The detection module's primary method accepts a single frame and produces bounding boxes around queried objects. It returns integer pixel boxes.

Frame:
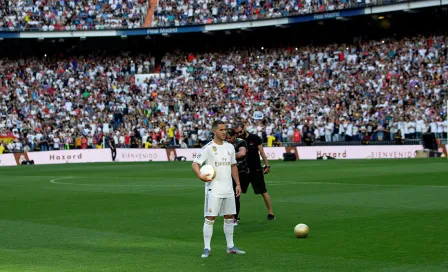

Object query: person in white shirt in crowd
[389,119,398,141]
[345,121,353,141]
[53,134,61,150]
[313,125,320,141]
[282,125,288,143]
[14,140,23,151]
[287,125,294,142]
[7,141,15,151]
[429,119,438,135]
[374,122,385,141]
[352,122,359,141]
[318,123,325,142]
[436,117,444,140]
[415,116,425,140]
[325,120,333,142]
[407,119,416,140]
[444,119,448,140]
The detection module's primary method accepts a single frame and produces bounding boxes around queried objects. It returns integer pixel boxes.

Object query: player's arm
[230,147,241,196]
[235,146,247,159]
[191,149,212,182]
[258,143,270,174]
[231,164,241,197]
[236,140,248,159]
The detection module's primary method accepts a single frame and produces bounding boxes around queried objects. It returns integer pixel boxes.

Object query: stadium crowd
[1,34,448,153]
[0,0,147,31]
[152,0,410,27]
[0,0,414,30]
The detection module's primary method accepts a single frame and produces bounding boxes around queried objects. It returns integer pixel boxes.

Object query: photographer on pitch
[234,122,275,220]
[226,128,250,225]
[108,134,117,161]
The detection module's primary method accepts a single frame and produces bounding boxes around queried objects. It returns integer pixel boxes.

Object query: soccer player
[234,122,275,220]
[192,120,246,258]
[225,128,250,225]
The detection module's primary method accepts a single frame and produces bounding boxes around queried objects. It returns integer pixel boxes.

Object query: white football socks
[224,219,235,248]
[203,219,214,250]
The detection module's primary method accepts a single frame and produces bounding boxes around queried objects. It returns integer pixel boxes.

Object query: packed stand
[0,0,147,31]
[0,53,156,153]
[1,35,448,153]
[157,35,448,147]
[152,0,410,27]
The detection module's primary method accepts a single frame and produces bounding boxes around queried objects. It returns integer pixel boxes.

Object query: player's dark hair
[212,120,225,131]
[234,122,245,130]
[227,128,236,137]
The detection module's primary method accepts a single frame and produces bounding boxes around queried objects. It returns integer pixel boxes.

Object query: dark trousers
[111,148,117,161]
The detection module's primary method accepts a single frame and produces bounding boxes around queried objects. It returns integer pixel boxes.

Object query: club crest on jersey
[228,150,231,156]
[212,146,217,152]
[208,208,212,212]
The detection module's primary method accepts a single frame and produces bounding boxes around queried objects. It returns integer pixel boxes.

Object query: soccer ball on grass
[294,223,310,238]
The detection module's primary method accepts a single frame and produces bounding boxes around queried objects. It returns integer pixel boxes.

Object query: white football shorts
[204,194,236,217]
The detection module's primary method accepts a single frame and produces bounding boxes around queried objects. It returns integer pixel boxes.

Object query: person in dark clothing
[234,122,275,220]
[109,135,117,161]
[130,132,139,148]
[226,128,250,225]
[395,129,404,145]
[304,132,313,146]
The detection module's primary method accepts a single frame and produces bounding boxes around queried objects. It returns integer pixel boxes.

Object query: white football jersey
[194,140,237,198]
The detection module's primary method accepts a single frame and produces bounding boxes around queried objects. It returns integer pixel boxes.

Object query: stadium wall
[0,145,435,167]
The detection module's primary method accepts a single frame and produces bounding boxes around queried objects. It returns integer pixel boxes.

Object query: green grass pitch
[1,159,448,272]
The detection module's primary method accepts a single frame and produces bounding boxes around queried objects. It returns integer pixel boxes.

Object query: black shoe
[267,214,276,220]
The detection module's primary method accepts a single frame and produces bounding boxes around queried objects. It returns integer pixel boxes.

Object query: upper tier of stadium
[0,0,415,31]
[152,0,409,27]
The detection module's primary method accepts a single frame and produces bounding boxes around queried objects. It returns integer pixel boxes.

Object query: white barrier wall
[0,153,17,166]
[173,146,422,160]
[0,145,429,167]
[27,149,112,165]
[116,148,168,162]
[174,148,202,161]
[174,147,289,161]
[260,147,287,160]
[296,145,422,160]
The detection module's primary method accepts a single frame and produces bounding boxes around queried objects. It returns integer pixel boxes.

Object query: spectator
[293,128,301,144]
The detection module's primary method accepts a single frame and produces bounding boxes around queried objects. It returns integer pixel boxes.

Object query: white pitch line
[49,177,203,187]
[49,177,448,188]
[274,180,448,188]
